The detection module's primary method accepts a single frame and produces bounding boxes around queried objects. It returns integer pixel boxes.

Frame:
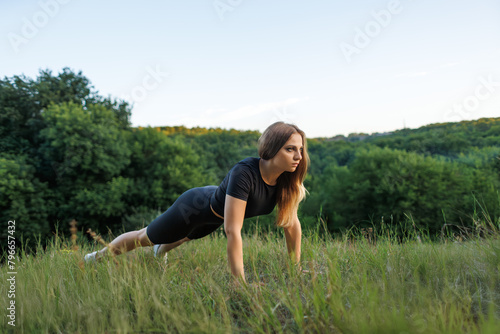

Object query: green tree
[159,126,260,182]
[0,154,49,242]
[0,68,131,156]
[0,75,39,154]
[38,102,131,229]
[316,147,478,234]
[124,127,205,213]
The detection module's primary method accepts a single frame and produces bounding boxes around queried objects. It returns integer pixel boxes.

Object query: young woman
[84,121,309,283]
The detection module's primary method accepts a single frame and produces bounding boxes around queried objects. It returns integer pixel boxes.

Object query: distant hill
[151,118,500,153]
[364,117,500,156]
[305,117,500,157]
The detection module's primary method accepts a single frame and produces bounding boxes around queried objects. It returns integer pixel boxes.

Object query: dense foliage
[1,69,499,247]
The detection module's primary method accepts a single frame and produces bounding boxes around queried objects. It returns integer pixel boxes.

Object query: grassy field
[1,226,500,333]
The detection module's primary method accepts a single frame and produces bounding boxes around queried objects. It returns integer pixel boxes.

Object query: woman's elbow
[296,221,302,235]
[224,226,242,237]
[284,222,301,239]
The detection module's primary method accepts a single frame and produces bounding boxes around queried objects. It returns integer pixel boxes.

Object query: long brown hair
[258,122,309,228]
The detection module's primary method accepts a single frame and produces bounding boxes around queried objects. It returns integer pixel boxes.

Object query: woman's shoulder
[238,156,259,165]
[230,157,259,176]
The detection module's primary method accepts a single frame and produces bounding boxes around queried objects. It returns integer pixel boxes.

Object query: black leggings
[146,186,224,244]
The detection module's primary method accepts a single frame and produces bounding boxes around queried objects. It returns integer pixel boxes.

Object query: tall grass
[1,223,499,333]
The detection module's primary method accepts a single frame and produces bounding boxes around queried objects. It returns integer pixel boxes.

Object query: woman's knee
[137,227,154,247]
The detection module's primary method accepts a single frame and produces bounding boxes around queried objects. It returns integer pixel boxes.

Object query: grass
[1,225,500,333]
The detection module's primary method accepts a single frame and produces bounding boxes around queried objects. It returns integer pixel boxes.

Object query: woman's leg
[85,186,220,262]
[96,227,154,259]
[155,237,191,257]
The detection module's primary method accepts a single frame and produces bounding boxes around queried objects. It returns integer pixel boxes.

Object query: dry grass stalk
[86,228,108,247]
[69,219,78,251]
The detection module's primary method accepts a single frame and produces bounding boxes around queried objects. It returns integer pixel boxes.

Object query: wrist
[231,273,246,286]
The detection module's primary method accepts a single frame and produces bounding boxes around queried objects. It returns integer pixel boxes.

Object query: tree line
[1,68,499,247]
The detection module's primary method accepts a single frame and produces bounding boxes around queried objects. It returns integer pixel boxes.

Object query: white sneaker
[153,244,161,257]
[153,244,168,265]
[84,251,98,263]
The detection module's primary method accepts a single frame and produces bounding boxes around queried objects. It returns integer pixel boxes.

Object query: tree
[124,127,205,212]
[0,68,132,156]
[0,154,49,243]
[316,147,477,234]
[38,102,131,229]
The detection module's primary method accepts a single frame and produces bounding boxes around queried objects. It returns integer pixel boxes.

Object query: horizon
[137,115,500,139]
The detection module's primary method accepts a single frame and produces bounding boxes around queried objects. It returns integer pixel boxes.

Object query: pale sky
[1,0,500,138]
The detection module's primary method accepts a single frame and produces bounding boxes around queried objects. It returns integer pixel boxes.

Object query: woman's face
[272,133,304,173]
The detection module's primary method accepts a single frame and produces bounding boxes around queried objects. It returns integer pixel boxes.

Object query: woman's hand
[296,263,306,273]
[250,281,265,289]
[233,280,265,290]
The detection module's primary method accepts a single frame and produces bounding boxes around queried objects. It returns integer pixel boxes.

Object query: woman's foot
[84,251,99,263]
[153,244,168,264]
[153,244,161,257]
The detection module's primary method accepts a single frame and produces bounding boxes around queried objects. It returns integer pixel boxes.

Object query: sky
[1,0,500,138]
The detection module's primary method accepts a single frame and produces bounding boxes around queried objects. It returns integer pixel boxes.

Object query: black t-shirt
[210,157,278,219]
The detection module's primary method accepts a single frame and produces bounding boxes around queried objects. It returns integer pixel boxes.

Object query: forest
[1,68,499,247]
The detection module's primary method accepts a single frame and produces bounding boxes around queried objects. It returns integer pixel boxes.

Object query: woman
[84,121,309,283]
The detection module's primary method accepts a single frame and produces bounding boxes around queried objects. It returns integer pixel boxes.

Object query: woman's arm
[283,213,302,265]
[224,194,247,282]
